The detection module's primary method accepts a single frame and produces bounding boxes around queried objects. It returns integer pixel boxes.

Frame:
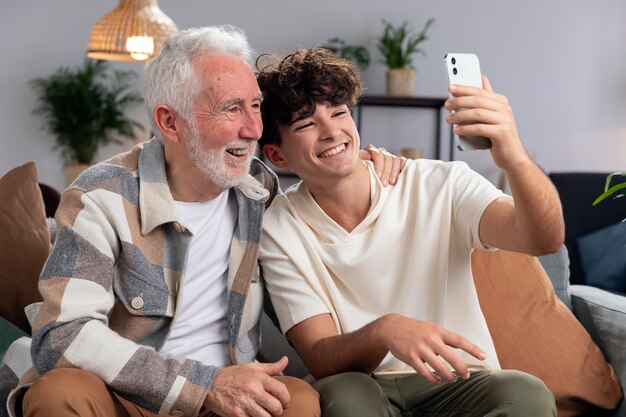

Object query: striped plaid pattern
[0,138,278,417]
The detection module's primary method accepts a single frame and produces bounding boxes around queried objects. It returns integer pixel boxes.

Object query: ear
[153,105,183,144]
[263,144,290,170]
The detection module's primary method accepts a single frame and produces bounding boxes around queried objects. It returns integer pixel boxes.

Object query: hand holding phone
[444,53,491,151]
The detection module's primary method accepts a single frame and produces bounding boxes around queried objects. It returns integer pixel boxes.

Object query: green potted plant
[30,59,144,186]
[593,172,626,220]
[323,37,370,71]
[377,18,434,96]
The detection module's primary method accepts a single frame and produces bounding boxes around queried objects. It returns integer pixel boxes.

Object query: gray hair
[142,25,254,142]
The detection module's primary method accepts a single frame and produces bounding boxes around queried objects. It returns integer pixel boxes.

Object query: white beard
[184,119,256,190]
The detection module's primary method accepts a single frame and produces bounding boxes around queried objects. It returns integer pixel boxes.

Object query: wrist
[500,149,535,175]
[371,313,396,348]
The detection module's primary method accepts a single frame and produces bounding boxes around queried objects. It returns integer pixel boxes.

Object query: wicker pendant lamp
[86,0,179,62]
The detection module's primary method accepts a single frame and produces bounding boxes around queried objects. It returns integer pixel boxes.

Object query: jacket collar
[137,138,270,236]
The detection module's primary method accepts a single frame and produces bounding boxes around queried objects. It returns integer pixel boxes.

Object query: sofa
[1,163,625,417]
[549,172,625,291]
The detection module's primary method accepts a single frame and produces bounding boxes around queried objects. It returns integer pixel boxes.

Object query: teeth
[318,144,346,158]
[227,148,247,156]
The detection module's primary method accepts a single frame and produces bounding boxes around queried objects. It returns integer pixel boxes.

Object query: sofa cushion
[0,316,27,364]
[577,221,626,293]
[538,245,572,310]
[472,249,623,417]
[571,285,626,417]
[0,162,48,333]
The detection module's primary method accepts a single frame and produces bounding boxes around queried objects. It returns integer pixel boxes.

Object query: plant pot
[64,163,91,187]
[386,68,416,97]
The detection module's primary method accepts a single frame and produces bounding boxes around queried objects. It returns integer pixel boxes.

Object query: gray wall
[3,1,626,191]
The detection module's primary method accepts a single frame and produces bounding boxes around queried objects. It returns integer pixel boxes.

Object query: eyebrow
[218,93,264,112]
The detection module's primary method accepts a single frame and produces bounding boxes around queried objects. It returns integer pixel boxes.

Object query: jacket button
[171,410,184,416]
[131,296,144,310]
[173,222,185,233]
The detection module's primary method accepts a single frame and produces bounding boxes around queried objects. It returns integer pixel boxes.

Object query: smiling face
[267,102,361,185]
[181,54,263,190]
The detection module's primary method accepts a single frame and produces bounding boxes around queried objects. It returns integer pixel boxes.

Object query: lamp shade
[86,0,178,62]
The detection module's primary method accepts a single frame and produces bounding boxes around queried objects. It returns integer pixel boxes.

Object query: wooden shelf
[354,95,453,161]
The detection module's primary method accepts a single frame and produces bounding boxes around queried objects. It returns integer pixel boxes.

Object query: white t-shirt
[160,190,237,367]
[260,159,508,374]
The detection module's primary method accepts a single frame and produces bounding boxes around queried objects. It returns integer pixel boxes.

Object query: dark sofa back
[549,172,624,285]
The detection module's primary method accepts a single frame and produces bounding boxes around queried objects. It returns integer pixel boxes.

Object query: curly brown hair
[255,47,362,147]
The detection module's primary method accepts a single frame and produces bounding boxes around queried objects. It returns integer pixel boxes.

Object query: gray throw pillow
[571,285,626,417]
[538,245,572,310]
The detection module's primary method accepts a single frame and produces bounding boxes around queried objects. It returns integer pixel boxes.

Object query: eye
[228,105,241,114]
[252,102,262,112]
[332,109,348,117]
[295,121,314,131]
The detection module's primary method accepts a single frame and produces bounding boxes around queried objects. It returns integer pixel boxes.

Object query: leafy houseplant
[323,37,370,71]
[377,18,435,96]
[593,172,626,220]
[30,59,144,184]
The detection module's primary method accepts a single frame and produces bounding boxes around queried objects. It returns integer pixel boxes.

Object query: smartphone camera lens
[451,57,456,65]
[453,68,457,75]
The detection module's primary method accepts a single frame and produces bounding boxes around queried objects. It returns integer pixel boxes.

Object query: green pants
[312,370,556,417]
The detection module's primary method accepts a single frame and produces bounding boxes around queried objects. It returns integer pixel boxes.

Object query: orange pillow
[0,162,48,333]
[472,249,622,417]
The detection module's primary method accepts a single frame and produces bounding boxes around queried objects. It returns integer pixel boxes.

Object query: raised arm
[445,76,564,255]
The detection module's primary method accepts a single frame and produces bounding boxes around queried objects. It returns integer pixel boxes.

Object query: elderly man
[0,27,399,417]
[256,47,565,417]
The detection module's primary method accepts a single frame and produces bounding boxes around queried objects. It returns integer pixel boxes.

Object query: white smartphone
[444,53,491,151]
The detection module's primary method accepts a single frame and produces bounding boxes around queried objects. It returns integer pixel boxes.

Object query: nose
[240,109,263,141]
[319,119,340,141]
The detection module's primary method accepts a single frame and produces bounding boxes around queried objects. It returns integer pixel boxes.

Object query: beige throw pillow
[0,162,48,333]
[472,249,622,417]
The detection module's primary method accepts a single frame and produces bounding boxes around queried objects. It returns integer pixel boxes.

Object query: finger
[420,351,456,383]
[389,155,402,185]
[447,84,508,110]
[409,358,441,384]
[436,345,470,380]
[442,333,487,363]
[446,95,504,113]
[448,83,483,97]
[367,147,385,177]
[482,75,493,92]
[264,377,291,409]
[452,124,500,142]
[245,400,273,417]
[254,387,285,417]
[358,149,372,161]
[254,356,289,376]
[379,151,393,187]
[360,144,380,161]
[447,108,500,127]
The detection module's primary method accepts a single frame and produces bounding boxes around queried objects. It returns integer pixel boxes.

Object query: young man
[0,28,400,417]
[257,47,565,416]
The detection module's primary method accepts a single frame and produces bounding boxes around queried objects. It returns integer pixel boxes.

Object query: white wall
[2,1,626,191]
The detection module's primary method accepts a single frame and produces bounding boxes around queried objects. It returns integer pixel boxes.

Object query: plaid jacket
[0,138,278,417]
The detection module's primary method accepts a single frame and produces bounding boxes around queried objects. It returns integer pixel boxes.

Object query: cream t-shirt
[260,159,508,374]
